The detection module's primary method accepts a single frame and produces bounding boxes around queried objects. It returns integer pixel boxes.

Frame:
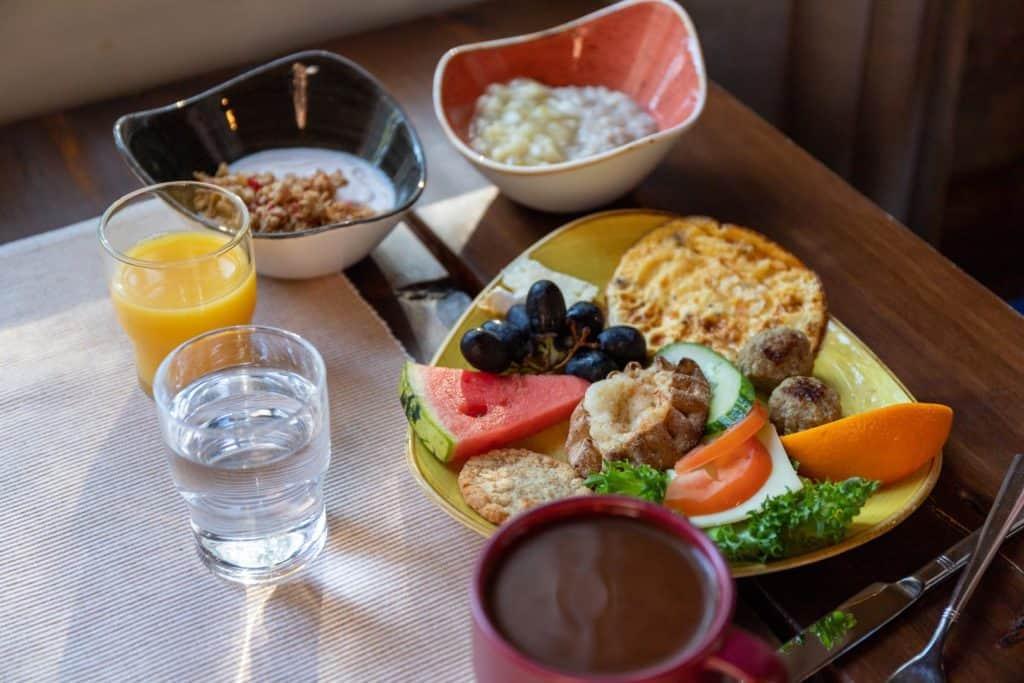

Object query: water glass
[154,325,330,584]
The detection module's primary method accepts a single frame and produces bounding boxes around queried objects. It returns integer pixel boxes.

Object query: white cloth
[0,219,480,682]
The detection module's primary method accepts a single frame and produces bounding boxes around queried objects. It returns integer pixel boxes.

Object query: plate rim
[405,208,943,576]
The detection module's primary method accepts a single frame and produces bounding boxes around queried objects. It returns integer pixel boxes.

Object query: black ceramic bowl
[114,50,426,278]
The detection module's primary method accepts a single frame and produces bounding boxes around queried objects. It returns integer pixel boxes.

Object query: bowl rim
[98,180,252,266]
[113,49,427,241]
[432,0,707,177]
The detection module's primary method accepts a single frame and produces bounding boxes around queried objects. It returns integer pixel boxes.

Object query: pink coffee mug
[470,495,787,683]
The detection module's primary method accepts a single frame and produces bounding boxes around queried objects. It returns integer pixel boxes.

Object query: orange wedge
[780,403,952,484]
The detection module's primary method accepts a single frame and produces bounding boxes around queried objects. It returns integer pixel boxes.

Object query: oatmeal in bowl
[468,78,658,167]
[434,0,706,212]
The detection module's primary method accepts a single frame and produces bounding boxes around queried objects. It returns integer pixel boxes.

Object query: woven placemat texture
[0,220,481,682]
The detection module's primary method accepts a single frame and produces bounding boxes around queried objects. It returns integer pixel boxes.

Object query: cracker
[458,449,591,524]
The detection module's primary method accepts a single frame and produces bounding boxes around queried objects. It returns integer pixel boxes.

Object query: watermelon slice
[399,362,589,463]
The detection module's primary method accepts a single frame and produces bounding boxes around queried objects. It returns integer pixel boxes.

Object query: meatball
[737,327,814,393]
[769,376,841,435]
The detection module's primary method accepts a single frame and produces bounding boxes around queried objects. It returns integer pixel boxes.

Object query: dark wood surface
[3,0,1024,680]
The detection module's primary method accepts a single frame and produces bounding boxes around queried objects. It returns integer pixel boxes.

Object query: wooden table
[4,1,1024,680]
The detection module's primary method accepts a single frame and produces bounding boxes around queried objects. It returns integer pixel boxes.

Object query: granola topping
[195,162,375,234]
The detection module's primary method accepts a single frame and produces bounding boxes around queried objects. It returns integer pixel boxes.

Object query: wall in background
[0,0,478,125]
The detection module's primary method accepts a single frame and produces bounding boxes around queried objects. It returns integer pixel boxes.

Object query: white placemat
[0,219,481,682]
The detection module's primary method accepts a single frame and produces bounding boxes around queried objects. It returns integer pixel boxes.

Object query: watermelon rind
[399,361,458,463]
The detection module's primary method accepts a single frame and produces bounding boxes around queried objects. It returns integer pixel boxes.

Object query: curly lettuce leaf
[584,460,669,503]
[708,477,879,563]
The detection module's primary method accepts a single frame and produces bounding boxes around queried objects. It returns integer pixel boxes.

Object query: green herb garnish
[779,634,805,654]
[809,610,857,650]
[708,477,879,562]
[584,460,670,503]
[778,610,857,653]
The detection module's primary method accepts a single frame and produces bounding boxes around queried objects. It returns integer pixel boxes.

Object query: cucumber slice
[656,342,755,435]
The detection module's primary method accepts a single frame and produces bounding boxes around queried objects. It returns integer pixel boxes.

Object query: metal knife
[778,511,1024,681]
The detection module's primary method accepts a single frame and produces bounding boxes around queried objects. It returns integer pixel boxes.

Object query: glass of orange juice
[99,182,256,394]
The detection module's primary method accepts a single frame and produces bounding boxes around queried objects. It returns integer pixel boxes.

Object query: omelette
[607,217,827,360]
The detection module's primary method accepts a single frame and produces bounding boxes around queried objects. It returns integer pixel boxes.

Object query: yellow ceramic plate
[406,209,942,577]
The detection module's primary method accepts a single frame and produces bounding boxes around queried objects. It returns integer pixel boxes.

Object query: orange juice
[111,231,256,391]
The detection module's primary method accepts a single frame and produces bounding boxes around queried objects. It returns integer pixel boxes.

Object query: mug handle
[703,626,787,682]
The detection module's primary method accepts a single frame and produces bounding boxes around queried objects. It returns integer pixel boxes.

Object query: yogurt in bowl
[115,50,426,279]
[194,148,398,238]
[227,147,397,219]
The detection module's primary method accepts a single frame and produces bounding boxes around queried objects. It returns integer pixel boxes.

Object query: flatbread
[458,449,591,524]
[607,217,827,360]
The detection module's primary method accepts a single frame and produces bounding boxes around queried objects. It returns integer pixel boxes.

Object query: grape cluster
[459,280,647,381]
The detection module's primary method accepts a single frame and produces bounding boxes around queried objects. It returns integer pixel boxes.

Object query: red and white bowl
[433,0,707,213]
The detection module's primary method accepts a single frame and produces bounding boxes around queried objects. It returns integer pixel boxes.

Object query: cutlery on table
[779,453,1024,682]
[886,453,1024,682]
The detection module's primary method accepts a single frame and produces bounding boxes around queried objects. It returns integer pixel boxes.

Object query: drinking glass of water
[153,325,330,584]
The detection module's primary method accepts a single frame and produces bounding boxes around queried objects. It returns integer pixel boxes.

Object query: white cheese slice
[478,288,519,316]
[479,258,599,315]
[686,422,803,529]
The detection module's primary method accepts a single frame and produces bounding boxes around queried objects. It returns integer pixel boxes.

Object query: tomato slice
[674,402,768,474]
[665,435,772,516]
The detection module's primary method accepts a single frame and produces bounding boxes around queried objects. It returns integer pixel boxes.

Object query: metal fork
[887,453,1024,683]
